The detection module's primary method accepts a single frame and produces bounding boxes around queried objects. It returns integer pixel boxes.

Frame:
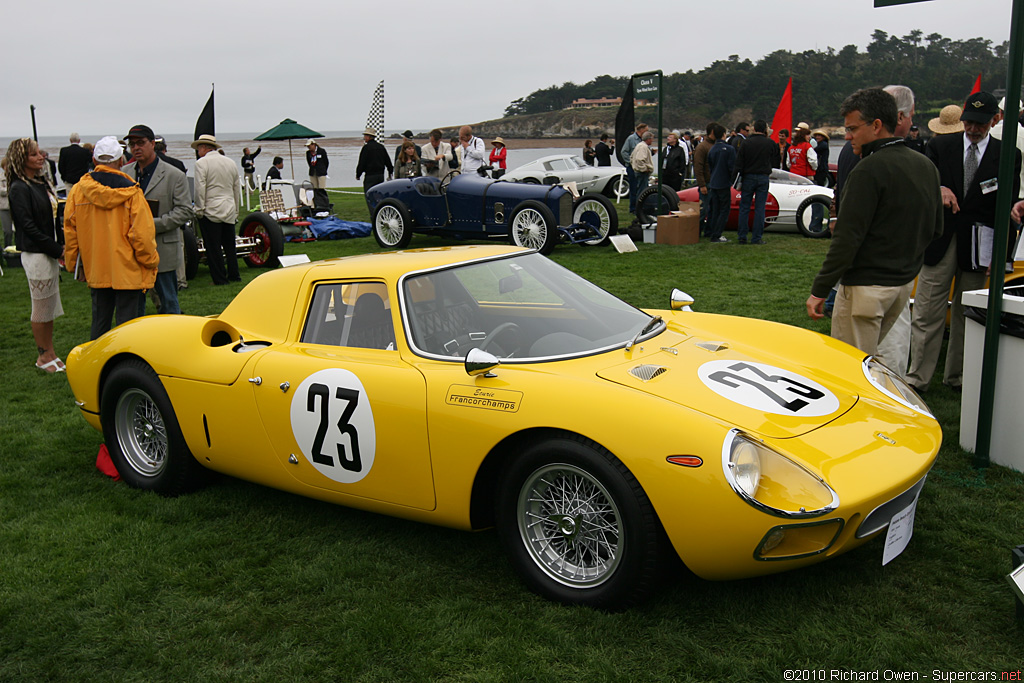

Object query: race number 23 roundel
[290,369,376,484]
[698,360,840,417]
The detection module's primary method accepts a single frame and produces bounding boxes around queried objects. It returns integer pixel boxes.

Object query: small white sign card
[610,234,638,253]
[882,482,924,566]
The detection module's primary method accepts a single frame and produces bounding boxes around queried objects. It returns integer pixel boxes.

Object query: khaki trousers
[907,236,986,389]
[831,282,913,362]
[309,175,328,189]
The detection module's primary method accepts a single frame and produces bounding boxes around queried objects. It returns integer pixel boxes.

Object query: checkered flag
[365,80,384,143]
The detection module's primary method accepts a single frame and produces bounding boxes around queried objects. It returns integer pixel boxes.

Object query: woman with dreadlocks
[4,138,66,372]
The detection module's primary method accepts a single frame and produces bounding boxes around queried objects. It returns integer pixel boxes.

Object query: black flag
[614,78,634,166]
[194,88,215,140]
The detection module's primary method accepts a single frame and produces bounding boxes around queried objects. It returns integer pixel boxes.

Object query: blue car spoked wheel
[509,200,557,255]
[573,195,617,247]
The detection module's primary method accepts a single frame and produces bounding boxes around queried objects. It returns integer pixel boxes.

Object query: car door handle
[248,376,262,385]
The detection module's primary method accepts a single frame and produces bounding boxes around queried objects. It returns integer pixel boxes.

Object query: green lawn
[1,190,1021,681]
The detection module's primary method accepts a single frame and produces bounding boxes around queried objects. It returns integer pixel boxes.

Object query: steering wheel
[439,170,460,195]
[480,322,522,355]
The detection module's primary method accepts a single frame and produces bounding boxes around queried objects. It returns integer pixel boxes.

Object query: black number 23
[708,362,824,413]
[307,383,362,472]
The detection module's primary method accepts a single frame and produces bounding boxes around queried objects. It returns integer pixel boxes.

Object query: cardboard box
[656,206,700,246]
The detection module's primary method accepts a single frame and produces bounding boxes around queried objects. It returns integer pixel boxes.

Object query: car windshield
[568,155,588,169]
[770,169,815,186]
[401,252,658,361]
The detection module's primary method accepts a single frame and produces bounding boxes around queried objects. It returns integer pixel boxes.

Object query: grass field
[1,190,1021,681]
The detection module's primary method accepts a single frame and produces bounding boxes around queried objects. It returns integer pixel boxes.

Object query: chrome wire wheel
[375,205,406,246]
[573,197,613,245]
[114,388,168,477]
[517,463,623,588]
[511,207,549,250]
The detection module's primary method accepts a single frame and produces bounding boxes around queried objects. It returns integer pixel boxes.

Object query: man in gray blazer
[122,124,193,314]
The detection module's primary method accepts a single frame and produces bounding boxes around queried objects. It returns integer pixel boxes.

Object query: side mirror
[465,348,500,378]
[670,288,694,312]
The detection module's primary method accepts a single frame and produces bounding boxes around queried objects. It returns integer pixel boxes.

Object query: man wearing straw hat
[193,134,241,286]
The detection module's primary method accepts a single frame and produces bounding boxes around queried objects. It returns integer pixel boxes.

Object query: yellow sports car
[67,245,940,609]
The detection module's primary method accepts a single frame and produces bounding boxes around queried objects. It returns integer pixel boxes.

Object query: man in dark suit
[57,133,92,194]
[661,131,688,191]
[907,92,1022,392]
[594,134,615,167]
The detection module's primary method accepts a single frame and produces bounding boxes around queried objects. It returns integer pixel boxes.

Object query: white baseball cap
[93,136,124,163]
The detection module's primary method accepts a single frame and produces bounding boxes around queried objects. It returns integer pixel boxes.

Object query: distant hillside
[486,30,1013,134]
[464,106,737,139]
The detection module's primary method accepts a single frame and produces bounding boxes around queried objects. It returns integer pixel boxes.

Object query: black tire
[573,194,618,247]
[635,184,679,224]
[604,175,629,199]
[372,199,414,249]
[521,177,541,185]
[496,435,666,610]
[795,195,832,238]
[100,359,204,496]
[182,225,200,281]
[239,212,285,267]
[508,200,558,255]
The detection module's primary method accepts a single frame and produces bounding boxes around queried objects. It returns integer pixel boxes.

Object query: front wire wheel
[573,194,617,246]
[518,463,623,588]
[372,200,414,248]
[509,200,557,254]
[497,435,666,609]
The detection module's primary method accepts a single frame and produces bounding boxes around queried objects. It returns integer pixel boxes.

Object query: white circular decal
[698,360,840,417]
[290,368,376,483]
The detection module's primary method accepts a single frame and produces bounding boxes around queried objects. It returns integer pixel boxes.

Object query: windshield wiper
[625,315,664,351]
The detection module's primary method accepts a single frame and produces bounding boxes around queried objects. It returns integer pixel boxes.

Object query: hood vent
[629,364,668,382]
[696,341,730,352]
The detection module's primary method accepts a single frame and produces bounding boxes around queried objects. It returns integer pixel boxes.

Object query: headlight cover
[722,430,839,518]
[862,357,932,417]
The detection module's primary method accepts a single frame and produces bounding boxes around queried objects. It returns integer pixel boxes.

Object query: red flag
[968,73,982,96]
[770,78,793,143]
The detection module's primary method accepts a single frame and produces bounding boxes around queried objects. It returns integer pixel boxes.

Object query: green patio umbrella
[254,118,324,178]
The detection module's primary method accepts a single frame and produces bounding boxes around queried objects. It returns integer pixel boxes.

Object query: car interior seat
[347,293,396,350]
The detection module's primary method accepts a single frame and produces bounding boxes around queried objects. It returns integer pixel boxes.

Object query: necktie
[964,142,979,190]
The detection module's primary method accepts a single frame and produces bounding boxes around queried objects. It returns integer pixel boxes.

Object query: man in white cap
[63,136,159,339]
[193,134,241,285]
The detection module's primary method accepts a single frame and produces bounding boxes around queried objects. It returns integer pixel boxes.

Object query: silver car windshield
[401,253,657,361]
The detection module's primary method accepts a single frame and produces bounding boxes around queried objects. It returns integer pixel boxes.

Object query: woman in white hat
[489,137,507,178]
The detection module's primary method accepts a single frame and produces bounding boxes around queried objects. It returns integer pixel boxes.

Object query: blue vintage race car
[365,171,618,254]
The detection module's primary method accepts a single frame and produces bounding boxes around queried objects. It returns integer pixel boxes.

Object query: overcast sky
[2,0,1015,138]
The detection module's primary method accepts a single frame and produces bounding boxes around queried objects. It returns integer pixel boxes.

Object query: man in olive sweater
[806,88,943,364]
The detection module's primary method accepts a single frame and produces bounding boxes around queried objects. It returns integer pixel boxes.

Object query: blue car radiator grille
[559,194,572,226]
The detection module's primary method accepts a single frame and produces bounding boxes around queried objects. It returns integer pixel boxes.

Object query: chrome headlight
[863,357,932,417]
[722,430,839,518]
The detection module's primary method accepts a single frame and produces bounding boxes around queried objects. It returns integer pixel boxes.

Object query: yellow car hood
[597,314,862,439]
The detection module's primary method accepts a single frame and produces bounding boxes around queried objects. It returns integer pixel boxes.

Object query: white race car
[502,154,628,198]
[677,169,834,238]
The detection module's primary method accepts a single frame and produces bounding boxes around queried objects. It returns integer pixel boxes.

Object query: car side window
[301,282,396,350]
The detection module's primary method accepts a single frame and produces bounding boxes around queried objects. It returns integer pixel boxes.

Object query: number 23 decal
[290,369,376,483]
[698,360,839,417]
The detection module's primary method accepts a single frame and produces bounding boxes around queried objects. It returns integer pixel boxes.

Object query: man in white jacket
[193,134,241,285]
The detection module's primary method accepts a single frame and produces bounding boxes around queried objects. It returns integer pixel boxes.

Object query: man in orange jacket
[64,136,159,340]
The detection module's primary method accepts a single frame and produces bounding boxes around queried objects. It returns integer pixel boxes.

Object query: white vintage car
[502,154,629,198]
[676,169,834,238]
